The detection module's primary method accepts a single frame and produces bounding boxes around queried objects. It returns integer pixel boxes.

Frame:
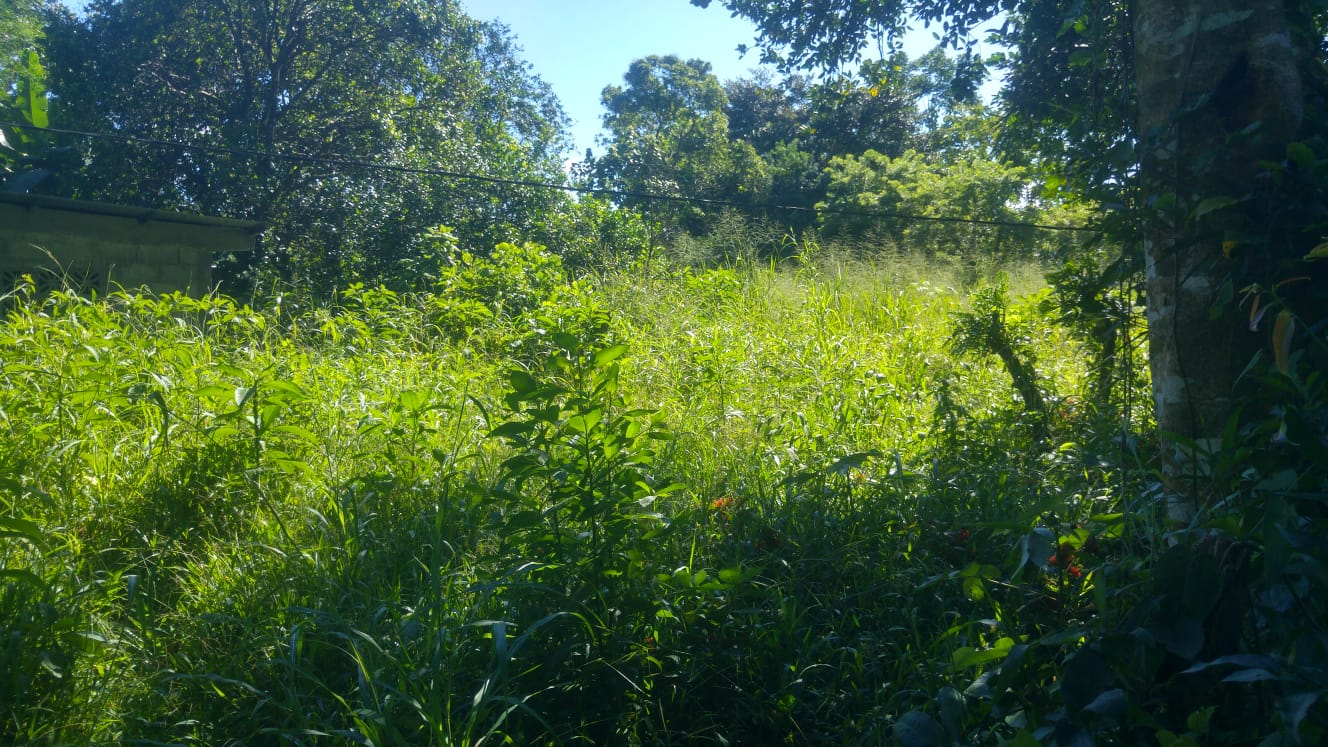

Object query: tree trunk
[1133,0,1307,521]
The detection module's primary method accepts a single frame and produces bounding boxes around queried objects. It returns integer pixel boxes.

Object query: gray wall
[1,201,256,296]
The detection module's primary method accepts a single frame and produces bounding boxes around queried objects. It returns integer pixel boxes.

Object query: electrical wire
[3,121,1096,233]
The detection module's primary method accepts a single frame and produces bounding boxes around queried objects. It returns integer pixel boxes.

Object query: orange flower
[709,496,736,512]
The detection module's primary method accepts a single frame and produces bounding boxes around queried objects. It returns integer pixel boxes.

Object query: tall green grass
[0,255,1139,744]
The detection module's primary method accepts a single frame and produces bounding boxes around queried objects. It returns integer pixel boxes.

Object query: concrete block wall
[1,200,256,296]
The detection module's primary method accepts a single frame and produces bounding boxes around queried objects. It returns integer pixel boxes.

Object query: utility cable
[3,121,1096,233]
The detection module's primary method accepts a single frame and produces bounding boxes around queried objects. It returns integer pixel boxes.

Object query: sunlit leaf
[952,638,1014,669]
[593,343,629,366]
[26,52,49,129]
[1272,310,1295,375]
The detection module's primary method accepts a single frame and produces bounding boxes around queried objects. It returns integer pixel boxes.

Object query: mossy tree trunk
[1133,0,1309,521]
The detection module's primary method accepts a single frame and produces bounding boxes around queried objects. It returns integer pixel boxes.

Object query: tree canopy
[36,0,573,292]
[591,47,1006,243]
[593,55,771,238]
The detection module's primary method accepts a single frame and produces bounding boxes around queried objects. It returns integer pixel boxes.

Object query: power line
[4,121,1095,233]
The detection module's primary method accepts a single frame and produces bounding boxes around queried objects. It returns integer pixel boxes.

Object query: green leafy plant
[950,274,1048,432]
[486,332,676,607]
[426,240,568,341]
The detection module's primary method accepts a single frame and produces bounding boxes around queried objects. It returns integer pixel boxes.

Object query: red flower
[1049,541,1076,568]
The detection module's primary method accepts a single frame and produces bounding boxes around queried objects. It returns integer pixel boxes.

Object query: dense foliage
[8,242,1321,743]
[587,47,1057,256]
[692,2,1328,745]
[0,0,54,185]
[5,0,1327,743]
[30,0,573,292]
[0,255,1141,744]
[594,55,771,239]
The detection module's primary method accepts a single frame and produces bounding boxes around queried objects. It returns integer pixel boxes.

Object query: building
[1,192,263,296]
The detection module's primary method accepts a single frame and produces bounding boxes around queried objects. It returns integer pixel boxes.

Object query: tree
[40,0,570,293]
[724,70,811,155]
[595,55,771,237]
[694,0,1327,514]
[723,54,959,233]
[0,0,53,188]
[1,0,44,86]
[819,148,1043,264]
[802,56,921,160]
[1133,0,1320,517]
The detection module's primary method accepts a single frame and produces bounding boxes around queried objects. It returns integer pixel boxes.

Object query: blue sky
[61,1,979,156]
[461,1,957,155]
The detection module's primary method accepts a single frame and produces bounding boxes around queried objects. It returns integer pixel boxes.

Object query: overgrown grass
[2,253,1158,745]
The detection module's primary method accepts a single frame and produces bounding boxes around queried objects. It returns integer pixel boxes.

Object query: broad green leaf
[266,380,310,401]
[1193,196,1239,221]
[1061,649,1112,713]
[1148,616,1206,660]
[1084,688,1127,720]
[26,52,49,129]
[274,458,314,476]
[1186,705,1217,734]
[1016,527,1055,573]
[399,389,425,411]
[718,566,757,584]
[271,424,318,443]
[1200,10,1254,32]
[1304,242,1328,260]
[566,408,602,433]
[951,638,1015,669]
[1286,142,1315,168]
[892,710,945,747]
[827,449,882,476]
[1222,668,1277,683]
[593,343,629,366]
[503,510,543,531]
[508,370,539,394]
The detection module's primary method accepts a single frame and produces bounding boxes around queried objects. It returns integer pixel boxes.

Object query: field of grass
[2,250,1162,744]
